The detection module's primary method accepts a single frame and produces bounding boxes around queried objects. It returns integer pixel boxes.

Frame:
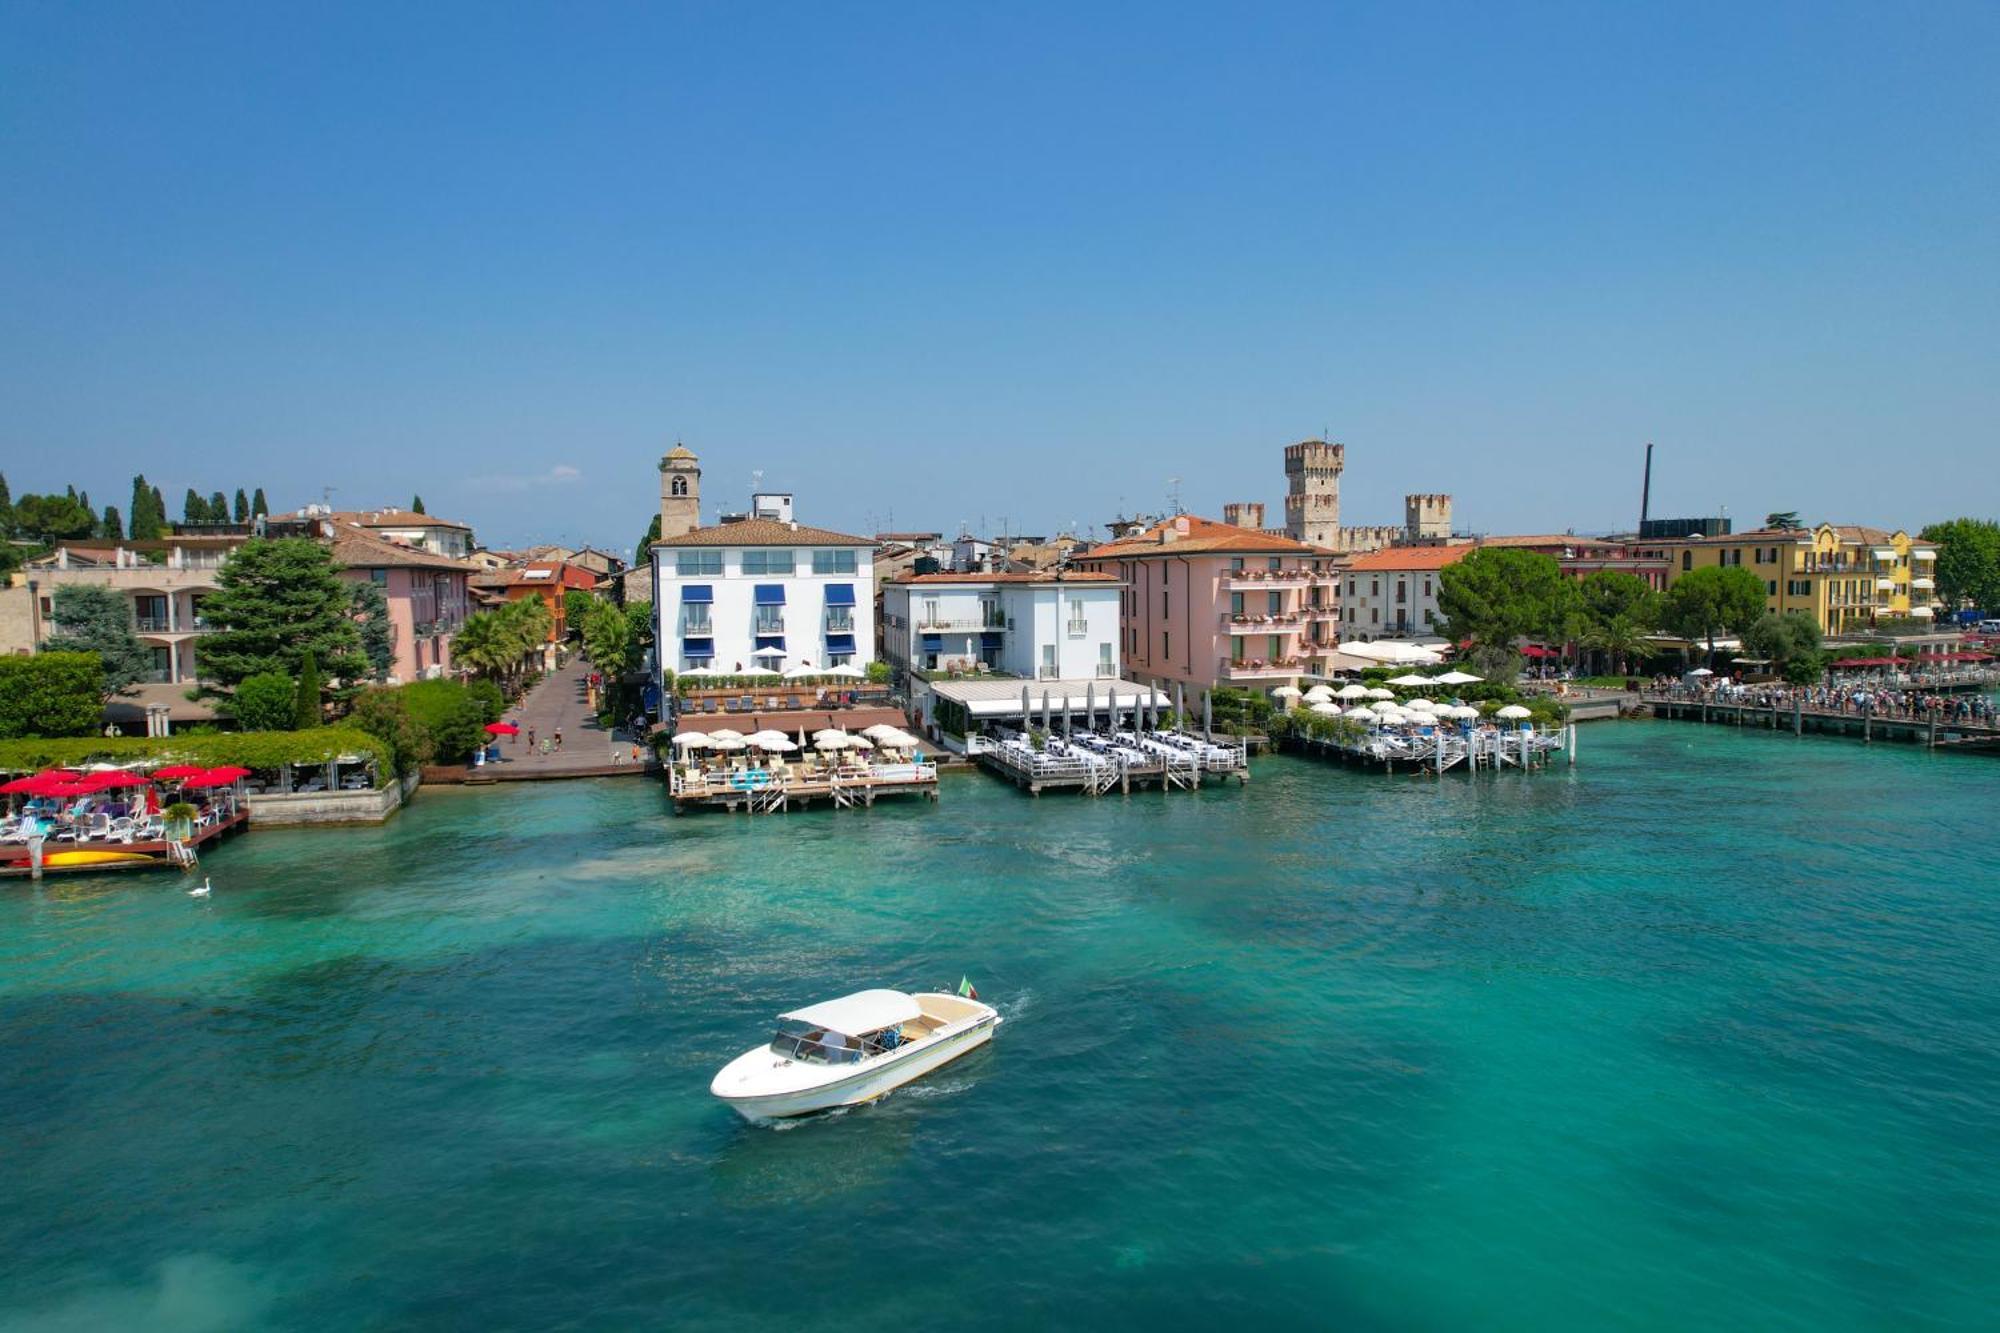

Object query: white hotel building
[651,518,876,680]
[882,571,1125,681]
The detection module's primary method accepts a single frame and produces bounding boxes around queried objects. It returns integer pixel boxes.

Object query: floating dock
[1277,725,1569,773]
[973,729,1249,796]
[1646,694,2000,752]
[667,762,940,814]
[1,808,250,879]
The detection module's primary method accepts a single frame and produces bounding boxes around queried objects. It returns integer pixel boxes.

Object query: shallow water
[2,723,1996,1330]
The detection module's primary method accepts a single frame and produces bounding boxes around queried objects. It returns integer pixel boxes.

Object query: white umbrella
[1335,683,1371,700]
[1346,706,1378,722]
[679,666,720,679]
[1300,684,1333,702]
[670,732,711,749]
[1309,702,1343,716]
[708,736,749,751]
[1402,697,1439,712]
[1433,670,1483,685]
[783,663,820,679]
[860,724,901,739]
[815,733,854,751]
[1496,704,1532,719]
[1387,673,1435,687]
[707,728,744,741]
[824,664,867,679]
[1274,684,1305,699]
[875,729,920,747]
[847,734,875,750]
[1688,667,1714,677]
[751,736,797,752]
[750,647,786,661]
[1452,705,1483,719]
[1365,687,1396,700]
[813,728,846,740]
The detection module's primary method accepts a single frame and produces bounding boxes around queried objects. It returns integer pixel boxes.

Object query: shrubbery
[0,652,104,739]
[394,679,506,764]
[231,672,297,732]
[0,726,387,779]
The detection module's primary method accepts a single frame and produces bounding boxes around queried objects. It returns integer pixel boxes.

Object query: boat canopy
[779,989,922,1037]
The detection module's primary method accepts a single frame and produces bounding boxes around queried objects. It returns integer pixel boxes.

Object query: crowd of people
[1654,675,1997,724]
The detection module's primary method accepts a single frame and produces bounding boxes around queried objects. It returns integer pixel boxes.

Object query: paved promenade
[474,655,652,780]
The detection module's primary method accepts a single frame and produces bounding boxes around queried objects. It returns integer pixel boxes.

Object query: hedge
[0,726,388,784]
[0,652,104,739]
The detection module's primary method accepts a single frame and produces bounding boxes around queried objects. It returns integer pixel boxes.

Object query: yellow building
[1639,524,1939,635]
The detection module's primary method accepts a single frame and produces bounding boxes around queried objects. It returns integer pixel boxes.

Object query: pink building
[1073,514,1341,694]
[332,525,477,682]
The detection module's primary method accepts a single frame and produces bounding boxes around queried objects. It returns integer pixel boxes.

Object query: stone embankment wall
[246,771,419,825]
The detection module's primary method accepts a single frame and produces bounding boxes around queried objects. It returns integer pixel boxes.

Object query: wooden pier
[1,808,251,880]
[667,762,939,814]
[1645,693,2000,752]
[1276,726,1569,774]
[972,731,1250,796]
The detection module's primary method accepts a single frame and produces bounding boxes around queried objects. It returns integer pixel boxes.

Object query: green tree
[1659,565,1769,655]
[580,601,631,674]
[183,488,206,524]
[198,537,367,687]
[46,585,152,700]
[0,653,105,739]
[635,513,661,567]
[293,649,322,729]
[207,490,229,523]
[350,580,394,680]
[449,611,514,683]
[251,487,269,518]
[1437,548,1572,648]
[411,494,426,514]
[347,686,425,774]
[563,587,596,633]
[1765,511,1804,530]
[230,671,298,731]
[1919,518,2000,611]
[151,485,166,529]
[233,489,250,523]
[0,471,13,537]
[402,679,490,762]
[12,492,98,543]
[1742,610,1826,684]
[100,505,123,540]
[77,489,91,520]
[128,475,160,539]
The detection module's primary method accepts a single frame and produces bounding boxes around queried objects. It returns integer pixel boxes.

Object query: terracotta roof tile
[1077,515,1333,560]
[892,571,1119,585]
[652,517,872,548]
[1341,545,1471,572]
[330,524,483,573]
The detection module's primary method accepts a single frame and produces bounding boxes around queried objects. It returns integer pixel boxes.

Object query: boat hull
[716,1014,1000,1120]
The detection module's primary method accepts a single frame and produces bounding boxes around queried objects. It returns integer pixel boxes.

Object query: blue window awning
[755,634,785,650]
[824,633,855,653]
[682,639,714,659]
[825,583,856,607]
[980,631,1004,648]
[920,634,943,651]
[754,584,786,605]
[681,584,713,603]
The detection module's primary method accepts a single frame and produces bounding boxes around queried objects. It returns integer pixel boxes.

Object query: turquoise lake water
[2,721,1997,1331]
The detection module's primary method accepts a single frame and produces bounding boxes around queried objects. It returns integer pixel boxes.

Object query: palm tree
[1583,615,1649,676]
[451,612,514,682]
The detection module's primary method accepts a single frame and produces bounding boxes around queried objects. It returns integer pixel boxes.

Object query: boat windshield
[768,1019,894,1064]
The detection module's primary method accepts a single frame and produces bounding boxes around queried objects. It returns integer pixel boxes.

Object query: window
[1067,597,1087,635]
[1422,577,1431,597]
[1267,634,1283,659]
[684,604,712,633]
[1267,557,1282,572]
[1161,588,1168,615]
[671,475,688,496]
[742,549,795,576]
[1230,557,1244,573]
[825,605,854,632]
[370,568,388,585]
[678,551,723,576]
[1098,641,1113,676]
[1371,578,1380,597]
[1163,631,1171,658]
[811,549,857,574]
[1040,643,1057,678]
[1681,551,1692,572]
[1266,591,1281,615]
[753,606,784,633]
[1395,580,1407,604]
[1767,580,1777,596]
[1231,592,1245,616]
[829,653,854,667]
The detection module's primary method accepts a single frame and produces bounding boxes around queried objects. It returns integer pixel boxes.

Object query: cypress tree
[66,484,77,501]
[411,495,426,514]
[293,649,322,729]
[251,487,269,518]
[128,476,155,539]
[78,489,91,520]
[101,505,123,540]
[207,491,228,523]
[151,486,166,529]
[233,489,250,523]
[0,471,13,538]
[183,488,205,524]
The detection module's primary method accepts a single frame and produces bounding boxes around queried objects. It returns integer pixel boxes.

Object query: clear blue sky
[3,2,1995,557]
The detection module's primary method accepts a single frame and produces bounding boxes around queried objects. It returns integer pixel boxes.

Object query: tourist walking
[553,728,563,752]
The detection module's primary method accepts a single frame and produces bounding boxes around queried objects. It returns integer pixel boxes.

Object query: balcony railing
[1095,662,1117,678]
[135,616,172,633]
[1218,656,1306,679]
[1066,619,1089,637]
[1223,569,1310,588]
[1221,612,1303,630]
[916,617,1008,633]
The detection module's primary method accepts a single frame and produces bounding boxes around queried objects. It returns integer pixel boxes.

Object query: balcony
[135,616,172,633]
[1218,656,1307,681]
[1065,619,1089,637]
[1223,569,1310,590]
[916,617,1008,633]
[1221,612,1303,633]
[1095,662,1117,678]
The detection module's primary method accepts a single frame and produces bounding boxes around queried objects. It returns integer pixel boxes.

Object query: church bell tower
[659,443,701,540]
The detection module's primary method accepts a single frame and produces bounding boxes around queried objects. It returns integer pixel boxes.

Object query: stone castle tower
[659,443,702,539]
[1283,440,1343,546]
[1222,501,1265,531]
[1404,493,1453,542]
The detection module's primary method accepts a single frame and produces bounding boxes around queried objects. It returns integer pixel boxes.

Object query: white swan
[189,877,212,898]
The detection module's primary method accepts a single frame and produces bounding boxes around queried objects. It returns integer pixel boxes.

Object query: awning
[780,989,922,1037]
[754,584,786,605]
[824,583,856,607]
[1912,548,1936,560]
[754,634,786,649]
[681,584,713,603]
[920,634,943,651]
[824,633,856,653]
[682,638,714,658]
[980,631,1004,648]
[1872,547,1898,560]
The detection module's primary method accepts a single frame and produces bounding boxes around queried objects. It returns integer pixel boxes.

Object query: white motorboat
[710,988,1002,1120]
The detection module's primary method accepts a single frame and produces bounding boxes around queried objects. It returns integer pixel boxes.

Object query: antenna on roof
[1167,477,1183,515]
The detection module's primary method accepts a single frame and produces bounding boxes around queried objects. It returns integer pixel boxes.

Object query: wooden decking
[1,807,250,879]
[973,731,1250,796]
[1277,726,1570,773]
[667,762,940,814]
[1646,693,2000,752]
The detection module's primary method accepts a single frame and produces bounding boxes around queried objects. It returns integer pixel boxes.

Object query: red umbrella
[181,774,228,790]
[88,773,152,789]
[37,768,83,780]
[204,766,253,781]
[1,775,47,794]
[41,781,97,798]
[484,722,521,736]
[151,764,208,780]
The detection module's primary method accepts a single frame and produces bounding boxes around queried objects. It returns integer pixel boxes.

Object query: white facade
[882,577,1123,681]
[652,532,876,679]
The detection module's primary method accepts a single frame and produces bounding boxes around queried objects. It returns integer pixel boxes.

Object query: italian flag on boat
[957,976,979,1000]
